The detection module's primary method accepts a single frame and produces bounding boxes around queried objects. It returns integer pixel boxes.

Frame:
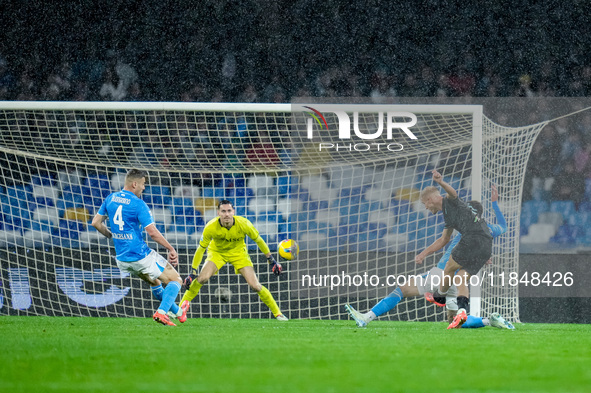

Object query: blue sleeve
[98,196,108,216]
[491,201,507,236]
[137,201,155,228]
[437,233,462,270]
[489,224,505,238]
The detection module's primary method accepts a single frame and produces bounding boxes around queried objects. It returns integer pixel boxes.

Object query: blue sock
[158,281,181,314]
[151,284,164,301]
[371,287,404,317]
[461,315,485,328]
[152,284,179,314]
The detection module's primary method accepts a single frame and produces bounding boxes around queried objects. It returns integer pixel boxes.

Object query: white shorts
[416,267,458,311]
[116,250,167,281]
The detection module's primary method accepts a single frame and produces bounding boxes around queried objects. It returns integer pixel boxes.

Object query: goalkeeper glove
[184,269,198,288]
[268,255,282,276]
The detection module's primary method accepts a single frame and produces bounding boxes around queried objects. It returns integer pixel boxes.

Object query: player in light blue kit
[346,185,514,329]
[92,168,188,326]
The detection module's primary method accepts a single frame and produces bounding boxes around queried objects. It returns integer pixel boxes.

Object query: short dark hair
[125,168,149,183]
[468,200,483,218]
[217,199,234,209]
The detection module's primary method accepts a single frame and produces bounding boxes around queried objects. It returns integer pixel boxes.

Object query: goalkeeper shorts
[206,248,253,274]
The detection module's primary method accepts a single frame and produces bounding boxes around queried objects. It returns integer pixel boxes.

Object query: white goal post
[0,101,547,322]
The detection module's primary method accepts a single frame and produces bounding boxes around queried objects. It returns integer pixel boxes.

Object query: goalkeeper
[346,185,513,329]
[180,200,288,321]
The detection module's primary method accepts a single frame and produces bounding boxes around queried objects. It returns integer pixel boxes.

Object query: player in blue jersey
[91,168,187,326]
[346,185,514,330]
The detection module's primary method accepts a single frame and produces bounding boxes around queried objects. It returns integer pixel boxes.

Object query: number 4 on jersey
[113,205,125,231]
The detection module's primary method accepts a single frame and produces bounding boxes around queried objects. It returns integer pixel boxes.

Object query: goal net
[0,102,546,322]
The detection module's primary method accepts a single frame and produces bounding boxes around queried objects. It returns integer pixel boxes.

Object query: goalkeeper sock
[371,287,404,317]
[461,315,485,328]
[258,285,281,317]
[180,280,203,304]
[158,281,181,314]
[151,284,164,301]
[482,317,490,326]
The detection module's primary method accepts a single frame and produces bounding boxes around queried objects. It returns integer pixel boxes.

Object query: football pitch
[1,317,589,393]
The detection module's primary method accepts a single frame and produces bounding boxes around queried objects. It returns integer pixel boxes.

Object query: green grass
[1,317,590,393]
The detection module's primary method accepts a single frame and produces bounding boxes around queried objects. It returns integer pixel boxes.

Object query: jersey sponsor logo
[112,233,133,240]
[222,237,243,242]
[112,196,131,205]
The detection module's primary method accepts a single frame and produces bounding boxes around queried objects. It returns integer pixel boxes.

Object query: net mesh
[0,103,545,321]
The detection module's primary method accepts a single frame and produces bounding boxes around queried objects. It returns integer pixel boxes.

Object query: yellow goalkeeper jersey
[198,215,270,256]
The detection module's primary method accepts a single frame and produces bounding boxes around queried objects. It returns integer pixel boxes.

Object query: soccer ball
[278,239,299,260]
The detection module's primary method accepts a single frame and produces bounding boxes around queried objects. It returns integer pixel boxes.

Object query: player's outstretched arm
[145,224,178,267]
[267,253,282,276]
[415,228,453,264]
[191,246,206,272]
[91,213,113,239]
[245,219,282,276]
[432,169,457,199]
[183,245,206,288]
[435,233,462,270]
[184,227,213,287]
[253,235,271,256]
[254,236,282,276]
[490,184,508,235]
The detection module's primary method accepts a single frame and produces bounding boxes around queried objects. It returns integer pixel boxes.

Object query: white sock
[482,317,490,326]
[363,311,377,322]
[176,307,183,317]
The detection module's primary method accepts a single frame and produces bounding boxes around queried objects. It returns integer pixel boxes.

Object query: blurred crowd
[523,114,591,208]
[2,1,591,103]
